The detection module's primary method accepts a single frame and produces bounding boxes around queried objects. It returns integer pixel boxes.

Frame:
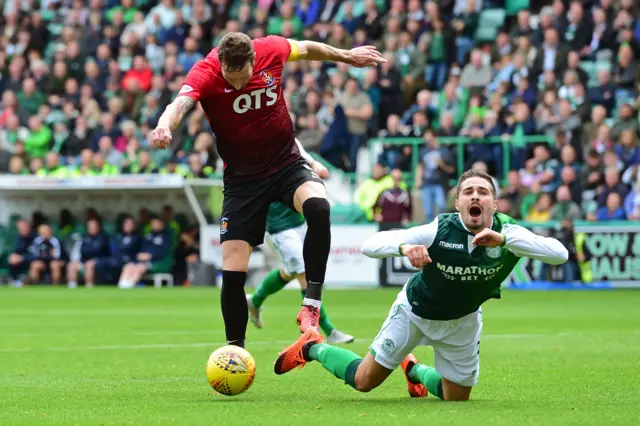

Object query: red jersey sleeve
[255,35,292,65]
[178,60,215,102]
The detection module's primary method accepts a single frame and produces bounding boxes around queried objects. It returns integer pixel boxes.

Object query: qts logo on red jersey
[232,68,278,114]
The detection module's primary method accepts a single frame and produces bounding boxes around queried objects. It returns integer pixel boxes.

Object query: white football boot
[246,294,263,329]
[327,329,355,344]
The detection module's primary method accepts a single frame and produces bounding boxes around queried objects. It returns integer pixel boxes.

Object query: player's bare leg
[221,240,253,348]
[274,337,392,392]
[66,261,80,288]
[401,354,471,401]
[124,264,148,287]
[442,378,472,401]
[84,260,96,288]
[118,264,139,289]
[29,260,44,283]
[50,260,64,285]
[293,181,330,332]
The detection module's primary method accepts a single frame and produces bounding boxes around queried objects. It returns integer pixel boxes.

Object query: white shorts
[264,224,307,276]
[369,288,483,387]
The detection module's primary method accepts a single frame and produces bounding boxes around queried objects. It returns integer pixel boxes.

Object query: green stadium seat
[506,0,530,15]
[479,9,506,29]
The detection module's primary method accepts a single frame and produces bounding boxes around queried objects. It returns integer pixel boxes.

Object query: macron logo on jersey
[439,241,464,250]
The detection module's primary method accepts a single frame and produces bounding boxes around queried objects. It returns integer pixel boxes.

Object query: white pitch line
[0,340,296,353]
[1,331,637,353]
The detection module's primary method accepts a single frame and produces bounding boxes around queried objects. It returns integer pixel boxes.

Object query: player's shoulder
[493,212,518,230]
[435,213,458,227]
[252,35,289,50]
[252,35,292,64]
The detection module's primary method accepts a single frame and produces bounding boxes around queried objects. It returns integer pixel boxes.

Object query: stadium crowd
[0,0,639,285]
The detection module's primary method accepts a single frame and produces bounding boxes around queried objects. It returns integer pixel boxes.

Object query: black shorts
[220,159,324,247]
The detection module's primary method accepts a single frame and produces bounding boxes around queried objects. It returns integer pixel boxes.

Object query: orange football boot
[274,328,324,375]
[401,354,428,398]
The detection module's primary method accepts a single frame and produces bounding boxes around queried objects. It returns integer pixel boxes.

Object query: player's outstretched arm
[294,40,386,68]
[361,218,439,258]
[151,97,196,149]
[500,224,569,265]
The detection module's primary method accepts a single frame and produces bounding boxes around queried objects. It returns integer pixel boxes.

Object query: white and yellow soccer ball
[206,345,256,396]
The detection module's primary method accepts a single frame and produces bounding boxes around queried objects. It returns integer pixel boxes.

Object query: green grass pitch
[0,287,639,425]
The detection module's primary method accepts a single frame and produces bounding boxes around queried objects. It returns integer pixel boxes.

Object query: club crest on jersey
[485,246,502,259]
[220,217,229,234]
[260,69,276,87]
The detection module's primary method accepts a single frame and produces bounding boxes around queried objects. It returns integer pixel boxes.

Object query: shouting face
[455,176,497,232]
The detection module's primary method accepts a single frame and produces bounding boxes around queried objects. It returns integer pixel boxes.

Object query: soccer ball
[206,345,256,396]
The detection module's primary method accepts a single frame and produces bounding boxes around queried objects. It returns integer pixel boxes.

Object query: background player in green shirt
[273,170,568,401]
[247,201,354,344]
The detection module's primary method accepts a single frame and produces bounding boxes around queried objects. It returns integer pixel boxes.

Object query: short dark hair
[218,32,254,72]
[456,169,496,197]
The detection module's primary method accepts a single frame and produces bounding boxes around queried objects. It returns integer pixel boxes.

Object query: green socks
[252,269,288,308]
[309,343,362,389]
[408,363,444,399]
[301,289,335,335]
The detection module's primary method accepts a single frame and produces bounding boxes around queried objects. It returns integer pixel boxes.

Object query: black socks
[301,198,331,301]
[220,270,248,347]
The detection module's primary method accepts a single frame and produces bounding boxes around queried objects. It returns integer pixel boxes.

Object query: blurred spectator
[337,78,372,172]
[25,116,52,160]
[591,192,627,221]
[415,131,454,222]
[8,219,36,287]
[460,50,491,90]
[526,192,553,223]
[175,224,200,286]
[374,168,411,224]
[355,163,394,221]
[550,185,582,221]
[28,224,66,285]
[66,218,111,288]
[597,168,629,207]
[117,216,172,288]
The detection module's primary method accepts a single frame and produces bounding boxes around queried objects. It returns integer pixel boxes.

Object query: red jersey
[178,35,300,183]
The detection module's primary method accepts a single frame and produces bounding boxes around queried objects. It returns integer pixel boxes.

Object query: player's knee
[301,198,330,227]
[354,375,379,393]
[441,379,472,401]
[221,241,252,271]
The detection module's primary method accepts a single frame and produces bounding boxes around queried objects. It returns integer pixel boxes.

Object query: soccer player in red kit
[150,33,384,348]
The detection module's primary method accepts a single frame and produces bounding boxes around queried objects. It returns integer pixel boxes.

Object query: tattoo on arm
[176,96,196,121]
[159,96,196,130]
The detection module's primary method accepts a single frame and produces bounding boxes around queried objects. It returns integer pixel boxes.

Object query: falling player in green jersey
[273,169,568,401]
[247,201,355,344]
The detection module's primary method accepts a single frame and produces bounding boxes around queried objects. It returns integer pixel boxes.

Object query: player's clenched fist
[150,127,172,149]
[472,228,505,247]
[400,244,431,269]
